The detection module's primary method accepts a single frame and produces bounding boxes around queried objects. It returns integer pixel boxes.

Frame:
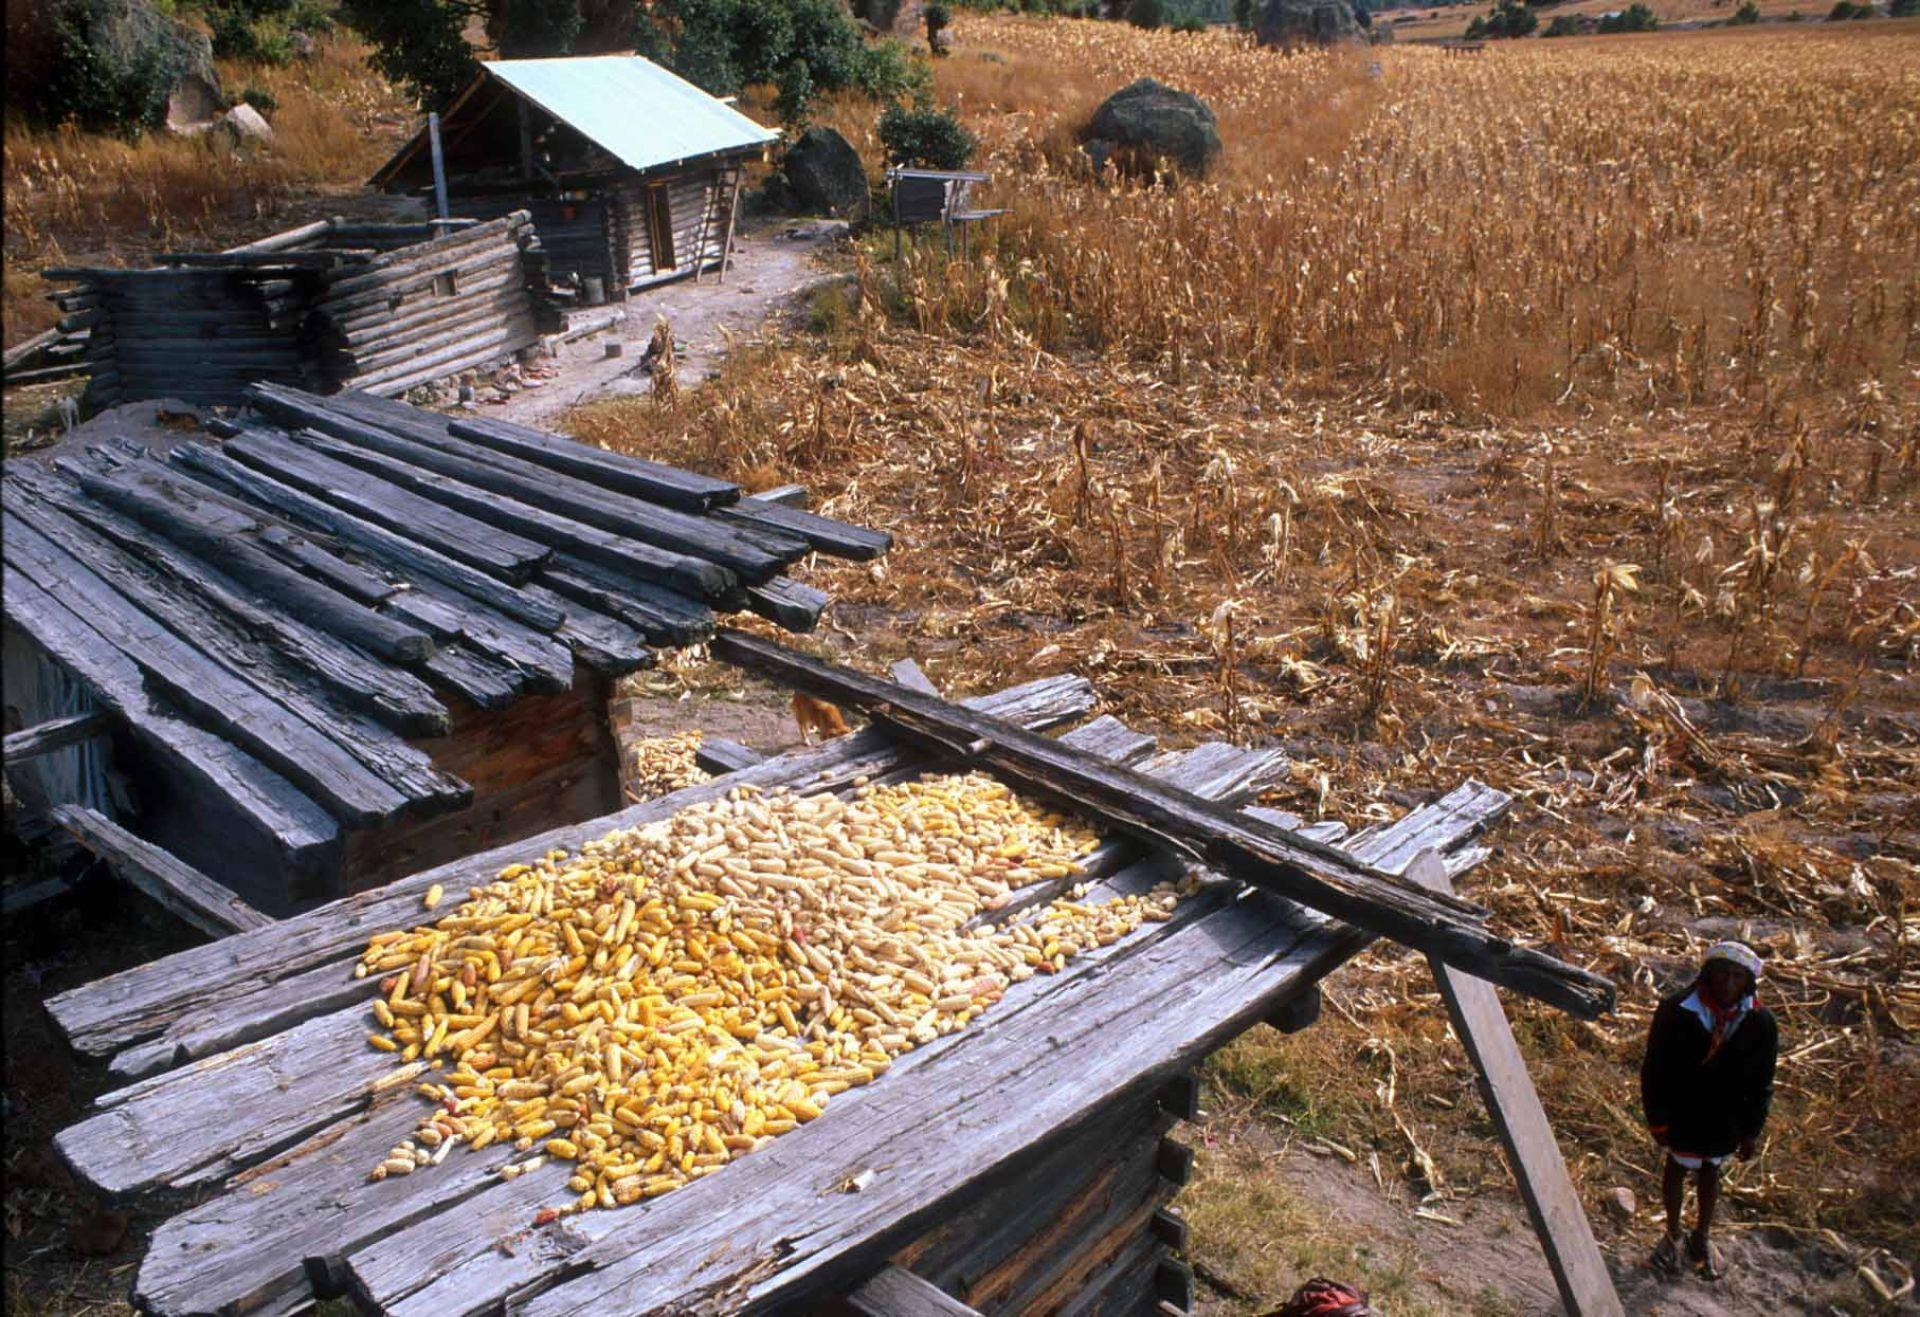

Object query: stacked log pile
[39,213,551,410]
[0,383,887,907]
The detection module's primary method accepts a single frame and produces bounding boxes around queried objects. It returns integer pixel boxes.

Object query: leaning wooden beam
[1406,853,1625,1317]
[446,414,740,511]
[711,630,1615,1019]
[54,806,271,938]
[3,710,109,762]
[848,1266,984,1317]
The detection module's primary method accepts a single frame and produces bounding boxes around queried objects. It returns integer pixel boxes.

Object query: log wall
[46,214,548,410]
[338,668,623,894]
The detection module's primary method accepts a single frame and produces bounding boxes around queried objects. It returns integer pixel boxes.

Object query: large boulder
[1255,0,1366,47]
[782,128,871,222]
[1083,79,1222,180]
[218,102,276,147]
[41,0,226,133]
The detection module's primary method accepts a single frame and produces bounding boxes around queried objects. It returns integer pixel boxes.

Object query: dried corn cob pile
[625,731,710,801]
[357,772,1182,1214]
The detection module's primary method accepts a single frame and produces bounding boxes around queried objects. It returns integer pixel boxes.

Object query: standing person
[1640,941,1778,1280]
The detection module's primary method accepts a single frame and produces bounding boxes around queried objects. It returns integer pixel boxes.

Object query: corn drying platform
[10,380,1622,1317]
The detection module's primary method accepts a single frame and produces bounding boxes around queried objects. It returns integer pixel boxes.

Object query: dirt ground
[484,217,850,429]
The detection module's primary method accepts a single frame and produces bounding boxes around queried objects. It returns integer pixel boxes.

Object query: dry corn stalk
[356,773,1182,1215]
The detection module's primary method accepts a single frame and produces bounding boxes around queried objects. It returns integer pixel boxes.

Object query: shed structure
[1,385,888,915]
[43,214,553,412]
[371,56,778,300]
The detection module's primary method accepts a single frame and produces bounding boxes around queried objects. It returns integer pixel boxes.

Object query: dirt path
[1189,1110,1869,1315]
[491,217,848,429]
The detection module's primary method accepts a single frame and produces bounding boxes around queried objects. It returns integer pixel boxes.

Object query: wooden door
[645,185,676,274]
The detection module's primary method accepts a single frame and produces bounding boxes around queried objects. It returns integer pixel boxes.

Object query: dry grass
[1,30,412,344]
[570,15,1919,1300]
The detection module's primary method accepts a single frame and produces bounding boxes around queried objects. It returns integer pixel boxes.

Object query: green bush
[34,9,178,133]
[1728,0,1760,19]
[632,0,928,106]
[1596,1,1657,28]
[1233,0,1259,25]
[878,100,977,169]
[1467,0,1536,35]
[1127,0,1166,23]
[240,83,280,116]
[209,8,294,64]
[1542,13,1581,32]
[1170,11,1209,27]
[1892,0,1916,16]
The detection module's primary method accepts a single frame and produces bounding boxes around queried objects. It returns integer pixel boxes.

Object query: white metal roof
[485,55,777,173]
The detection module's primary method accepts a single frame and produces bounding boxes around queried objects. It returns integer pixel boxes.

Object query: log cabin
[370,55,778,301]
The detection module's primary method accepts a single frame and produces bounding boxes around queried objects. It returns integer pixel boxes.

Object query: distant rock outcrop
[61,0,226,132]
[1255,0,1366,46]
[783,128,871,221]
[1083,79,1222,181]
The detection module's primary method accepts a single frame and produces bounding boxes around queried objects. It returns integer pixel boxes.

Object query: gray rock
[46,0,226,132]
[782,128,871,221]
[1606,1186,1638,1222]
[1256,0,1365,47]
[1084,79,1222,180]
[218,102,275,147]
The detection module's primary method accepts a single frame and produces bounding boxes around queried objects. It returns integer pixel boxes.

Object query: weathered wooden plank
[2,576,338,867]
[847,1267,984,1317]
[716,497,892,562]
[520,580,653,675]
[11,467,449,736]
[7,485,465,811]
[746,576,830,632]
[1406,853,1625,1317]
[249,384,802,582]
[445,413,738,511]
[3,516,429,829]
[170,442,566,632]
[749,483,808,508]
[711,630,1614,1020]
[890,658,941,696]
[43,677,1096,1066]
[254,525,396,605]
[283,422,760,593]
[421,643,524,709]
[222,430,550,581]
[54,806,272,938]
[385,581,574,694]
[536,553,716,646]
[3,710,109,761]
[61,463,436,665]
[694,735,764,776]
[1054,714,1158,768]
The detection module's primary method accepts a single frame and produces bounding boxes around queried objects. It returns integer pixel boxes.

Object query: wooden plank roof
[43,676,1513,1315]
[1,385,888,849]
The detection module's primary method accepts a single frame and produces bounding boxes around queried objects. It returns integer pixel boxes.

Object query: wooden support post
[517,100,534,182]
[1150,1207,1190,1252]
[1154,1258,1194,1312]
[719,167,744,285]
[1155,1137,1194,1187]
[1156,1072,1200,1121]
[53,805,272,938]
[1266,985,1322,1034]
[1406,851,1625,1317]
[4,710,109,761]
[847,1265,983,1316]
[428,113,450,223]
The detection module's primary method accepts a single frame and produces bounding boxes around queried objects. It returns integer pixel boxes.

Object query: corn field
[861,19,1920,416]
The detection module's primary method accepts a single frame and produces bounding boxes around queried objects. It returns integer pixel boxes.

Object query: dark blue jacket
[1640,986,1778,1158]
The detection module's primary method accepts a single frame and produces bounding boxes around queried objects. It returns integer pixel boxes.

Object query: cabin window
[646,185,676,271]
[434,271,459,297]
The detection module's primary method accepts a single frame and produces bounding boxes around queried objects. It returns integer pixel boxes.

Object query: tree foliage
[878,100,977,169]
[1464,0,1536,36]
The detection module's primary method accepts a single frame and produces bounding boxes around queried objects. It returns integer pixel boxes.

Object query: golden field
[572,17,1920,1308]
